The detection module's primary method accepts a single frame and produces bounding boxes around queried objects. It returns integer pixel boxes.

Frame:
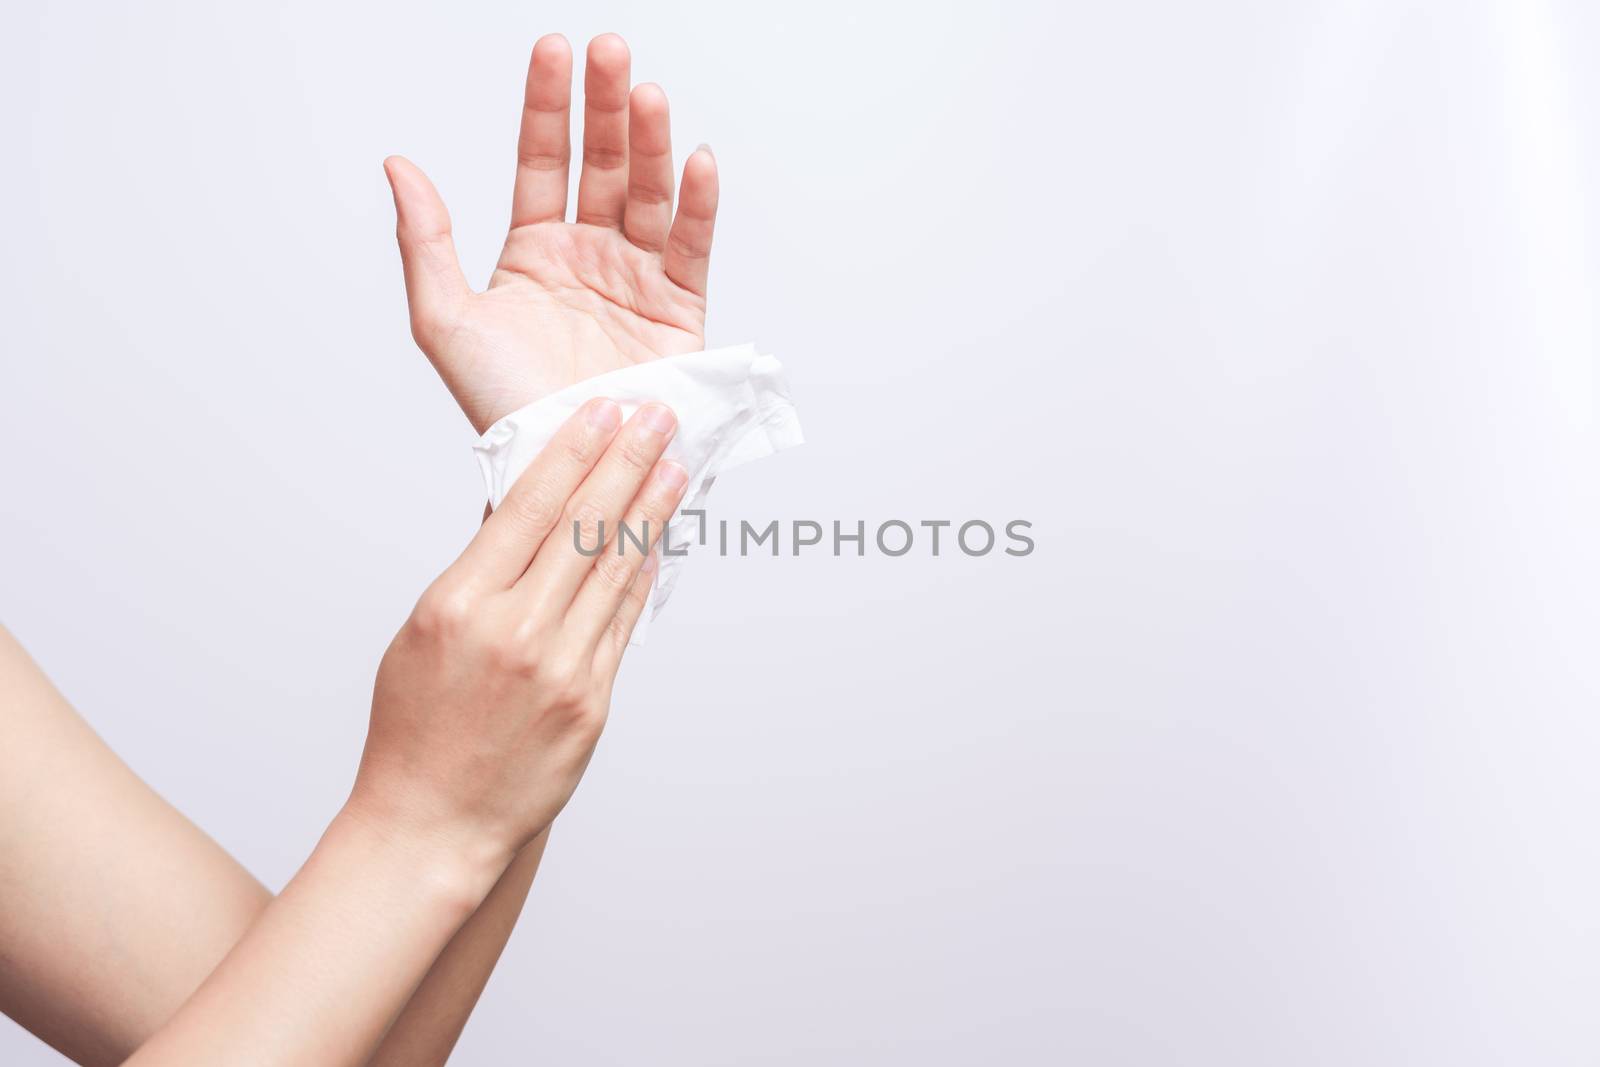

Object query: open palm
[384,33,720,433]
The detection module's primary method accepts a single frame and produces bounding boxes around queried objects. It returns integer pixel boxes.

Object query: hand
[384,33,721,433]
[349,398,689,862]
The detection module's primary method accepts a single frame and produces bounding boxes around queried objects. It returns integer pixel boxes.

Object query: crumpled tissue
[473,344,803,644]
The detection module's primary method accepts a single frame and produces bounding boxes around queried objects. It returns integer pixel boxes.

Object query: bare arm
[124,399,684,1065]
[365,833,548,1066]
[0,627,540,1067]
[1,29,716,1062]
[0,625,270,1065]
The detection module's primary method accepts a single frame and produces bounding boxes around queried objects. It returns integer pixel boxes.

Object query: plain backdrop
[2,1,1598,1063]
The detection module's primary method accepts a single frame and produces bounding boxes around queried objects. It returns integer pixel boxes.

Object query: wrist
[333,796,513,921]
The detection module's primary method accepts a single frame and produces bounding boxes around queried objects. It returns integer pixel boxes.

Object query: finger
[384,156,471,348]
[516,403,677,611]
[594,549,658,675]
[567,457,687,651]
[622,83,674,253]
[510,34,573,227]
[663,146,719,297]
[452,398,623,589]
[575,33,631,228]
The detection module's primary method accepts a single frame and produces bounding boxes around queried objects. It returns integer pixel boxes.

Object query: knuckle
[593,549,636,592]
[563,499,609,540]
[667,231,710,261]
[516,149,571,172]
[508,613,548,653]
[524,93,570,116]
[564,690,606,739]
[411,582,474,638]
[582,144,627,170]
[542,659,592,711]
[617,434,660,472]
[485,631,541,677]
[643,480,683,520]
[628,184,673,207]
[573,702,607,740]
[504,479,563,533]
[560,682,594,717]
[562,435,596,468]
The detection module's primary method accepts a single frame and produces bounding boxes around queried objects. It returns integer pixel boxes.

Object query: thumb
[383,155,470,347]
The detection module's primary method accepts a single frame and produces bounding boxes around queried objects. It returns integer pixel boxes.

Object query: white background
[3,1,1598,1063]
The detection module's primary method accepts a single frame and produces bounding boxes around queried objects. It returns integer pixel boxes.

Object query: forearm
[367,830,548,1066]
[6,395,675,1061]
[0,627,271,1066]
[124,805,510,1067]
[0,625,546,1067]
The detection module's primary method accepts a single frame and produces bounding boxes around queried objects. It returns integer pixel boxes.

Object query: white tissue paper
[473,344,803,644]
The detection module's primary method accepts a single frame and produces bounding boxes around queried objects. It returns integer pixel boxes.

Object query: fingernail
[696,143,715,160]
[641,551,659,575]
[656,460,688,490]
[587,399,622,430]
[639,403,677,434]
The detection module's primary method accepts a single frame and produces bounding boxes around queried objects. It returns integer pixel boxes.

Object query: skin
[387,32,720,431]
[0,32,719,1065]
[128,400,689,1066]
[0,627,275,1066]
